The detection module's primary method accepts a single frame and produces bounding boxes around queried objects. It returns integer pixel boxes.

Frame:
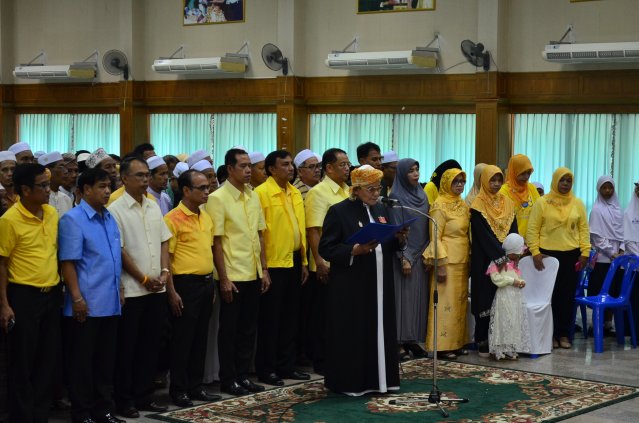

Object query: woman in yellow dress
[422,168,470,359]
[500,154,540,237]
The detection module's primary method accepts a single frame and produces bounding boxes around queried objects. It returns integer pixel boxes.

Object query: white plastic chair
[519,256,559,355]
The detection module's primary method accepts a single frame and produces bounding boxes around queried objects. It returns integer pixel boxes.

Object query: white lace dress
[487,262,531,359]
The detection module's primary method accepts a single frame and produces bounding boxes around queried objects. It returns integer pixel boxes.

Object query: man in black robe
[319,165,406,395]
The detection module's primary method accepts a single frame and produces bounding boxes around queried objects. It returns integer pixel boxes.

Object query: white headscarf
[589,176,624,241]
[624,182,639,243]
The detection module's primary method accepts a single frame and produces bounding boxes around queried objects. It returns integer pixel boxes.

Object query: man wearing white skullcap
[187,150,212,168]
[147,156,173,216]
[292,150,320,200]
[191,160,218,193]
[380,150,399,197]
[8,142,34,164]
[39,152,73,217]
[170,162,189,205]
[532,182,544,197]
[87,148,119,194]
[0,151,19,209]
[248,152,267,189]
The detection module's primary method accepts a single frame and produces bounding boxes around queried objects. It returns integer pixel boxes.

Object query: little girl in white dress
[486,233,531,360]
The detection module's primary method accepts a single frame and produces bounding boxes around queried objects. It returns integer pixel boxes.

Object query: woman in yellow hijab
[469,165,518,358]
[423,168,470,358]
[500,154,540,237]
[526,167,590,349]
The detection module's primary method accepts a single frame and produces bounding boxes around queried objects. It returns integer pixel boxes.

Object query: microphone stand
[384,199,468,417]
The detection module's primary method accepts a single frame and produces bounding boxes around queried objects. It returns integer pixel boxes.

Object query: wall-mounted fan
[461,40,490,71]
[261,43,289,76]
[102,49,129,80]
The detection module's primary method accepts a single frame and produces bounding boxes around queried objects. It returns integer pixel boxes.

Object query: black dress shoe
[135,401,168,412]
[221,381,250,396]
[172,392,193,408]
[238,378,265,393]
[95,413,126,423]
[258,372,285,386]
[280,370,310,381]
[116,405,139,418]
[73,418,97,423]
[189,388,222,402]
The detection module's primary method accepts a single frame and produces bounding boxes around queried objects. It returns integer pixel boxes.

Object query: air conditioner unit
[325,49,438,70]
[13,63,97,80]
[151,56,247,74]
[542,42,639,63]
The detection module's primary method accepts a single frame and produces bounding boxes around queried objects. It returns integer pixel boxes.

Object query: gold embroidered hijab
[504,154,534,205]
[471,165,516,242]
[435,168,469,216]
[545,167,577,223]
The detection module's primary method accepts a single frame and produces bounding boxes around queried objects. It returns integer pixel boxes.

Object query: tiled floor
[49,335,639,422]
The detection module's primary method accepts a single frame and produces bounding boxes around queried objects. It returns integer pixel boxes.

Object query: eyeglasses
[190,184,210,192]
[299,164,321,171]
[364,185,383,194]
[452,180,466,186]
[337,162,352,169]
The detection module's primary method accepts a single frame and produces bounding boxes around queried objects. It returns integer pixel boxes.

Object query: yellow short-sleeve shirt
[164,202,215,276]
[0,202,60,287]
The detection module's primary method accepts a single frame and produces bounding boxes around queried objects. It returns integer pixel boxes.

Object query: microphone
[378,196,400,207]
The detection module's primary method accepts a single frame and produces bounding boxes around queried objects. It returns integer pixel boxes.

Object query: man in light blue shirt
[59,167,124,423]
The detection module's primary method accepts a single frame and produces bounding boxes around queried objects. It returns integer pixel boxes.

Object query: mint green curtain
[150,114,211,158]
[310,114,393,160]
[395,114,475,194]
[514,114,617,213]
[310,113,475,189]
[150,113,276,167]
[18,114,119,154]
[614,114,639,209]
[74,114,120,154]
[212,113,276,166]
[18,114,73,153]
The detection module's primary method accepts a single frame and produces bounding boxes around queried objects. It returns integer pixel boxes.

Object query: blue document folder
[345,217,418,245]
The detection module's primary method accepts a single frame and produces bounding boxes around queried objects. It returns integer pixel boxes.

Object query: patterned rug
[149,358,639,422]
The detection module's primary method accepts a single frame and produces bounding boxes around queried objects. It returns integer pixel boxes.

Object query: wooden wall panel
[3,69,639,157]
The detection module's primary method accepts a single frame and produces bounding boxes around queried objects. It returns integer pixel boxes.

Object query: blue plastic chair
[572,254,639,353]
[570,250,597,341]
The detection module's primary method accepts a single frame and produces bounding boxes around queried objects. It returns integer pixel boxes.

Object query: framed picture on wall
[358,0,435,14]
[183,0,244,25]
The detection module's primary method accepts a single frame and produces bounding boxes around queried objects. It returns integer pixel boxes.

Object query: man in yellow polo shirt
[206,148,270,397]
[164,169,220,407]
[304,148,351,375]
[0,163,61,423]
[254,150,310,387]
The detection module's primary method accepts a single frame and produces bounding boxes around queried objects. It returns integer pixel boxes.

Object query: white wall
[2,0,639,84]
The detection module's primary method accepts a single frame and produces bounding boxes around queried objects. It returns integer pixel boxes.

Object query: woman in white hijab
[588,176,625,332]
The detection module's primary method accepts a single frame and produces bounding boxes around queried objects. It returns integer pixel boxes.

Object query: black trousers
[65,315,119,421]
[588,262,622,298]
[114,292,167,407]
[7,283,62,423]
[311,272,328,373]
[256,253,302,377]
[218,279,260,386]
[169,275,215,396]
[297,271,316,360]
[541,248,581,338]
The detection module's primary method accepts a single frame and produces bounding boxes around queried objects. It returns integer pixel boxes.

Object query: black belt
[173,274,213,283]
